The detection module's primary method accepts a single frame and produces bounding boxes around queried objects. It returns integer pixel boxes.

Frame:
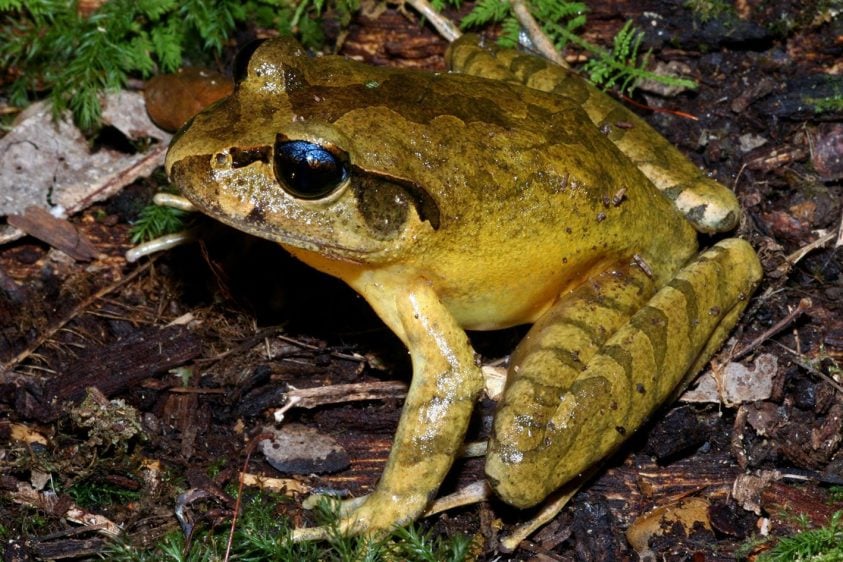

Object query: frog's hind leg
[486,238,761,508]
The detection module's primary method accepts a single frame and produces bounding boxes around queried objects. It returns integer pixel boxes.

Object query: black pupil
[273,140,348,200]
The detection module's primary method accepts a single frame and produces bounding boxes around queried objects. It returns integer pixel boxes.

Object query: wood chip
[7,206,100,261]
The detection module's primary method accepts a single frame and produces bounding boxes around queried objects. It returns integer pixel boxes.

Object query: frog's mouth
[196,192,379,263]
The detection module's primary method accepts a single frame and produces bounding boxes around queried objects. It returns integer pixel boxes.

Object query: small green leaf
[130,203,188,244]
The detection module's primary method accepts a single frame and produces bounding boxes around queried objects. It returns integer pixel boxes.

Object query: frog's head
[165,38,441,265]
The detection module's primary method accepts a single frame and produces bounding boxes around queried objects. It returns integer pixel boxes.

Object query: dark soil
[2,1,842,560]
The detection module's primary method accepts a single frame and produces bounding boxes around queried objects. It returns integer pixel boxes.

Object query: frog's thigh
[487,239,761,508]
[488,262,657,472]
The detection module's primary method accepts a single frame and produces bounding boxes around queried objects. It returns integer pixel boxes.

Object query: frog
[164,34,762,539]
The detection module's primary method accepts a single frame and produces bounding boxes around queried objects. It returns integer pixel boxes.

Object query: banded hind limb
[486,238,761,508]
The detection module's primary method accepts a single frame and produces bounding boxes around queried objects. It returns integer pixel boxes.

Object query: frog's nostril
[229,146,271,168]
[213,152,229,167]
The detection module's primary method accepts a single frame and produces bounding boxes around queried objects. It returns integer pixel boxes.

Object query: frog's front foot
[292,491,429,541]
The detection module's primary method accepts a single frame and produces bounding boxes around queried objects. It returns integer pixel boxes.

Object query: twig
[404,0,462,42]
[166,387,227,394]
[509,0,566,66]
[273,332,366,362]
[499,475,591,552]
[732,297,812,361]
[10,482,122,538]
[125,193,198,262]
[125,232,195,262]
[773,341,843,395]
[196,326,366,367]
[68,143,168,215]
[2,258,157,372]
[424,480,491,517]
[785,230,836,268]
[617,93,700,121]
[153,192,196,212]
[836,208,843,248]
[274,381,408,422]
[238,472,310,495]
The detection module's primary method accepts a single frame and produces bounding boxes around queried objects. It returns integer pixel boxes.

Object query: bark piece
[50,325,201,406]
[0,93,170,244]
[7,206,99,261]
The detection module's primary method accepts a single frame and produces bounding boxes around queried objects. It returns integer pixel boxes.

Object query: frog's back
[446,35,741,234]
[296,57,686,220]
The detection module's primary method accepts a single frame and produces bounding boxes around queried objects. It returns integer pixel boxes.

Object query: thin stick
[424,480,491,516]
[732,297,811,361]
[195,326,366,366]
[404,0,462,42]
[499,480,585,552]
[224,432,275,562]
[785,230,836,268]
[836,209,843,248]
[509,0,566,66]
[773,342,843,395]
[125,232,194,262]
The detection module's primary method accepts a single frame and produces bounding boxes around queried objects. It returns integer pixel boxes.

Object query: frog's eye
[232,39,266,84]
[274,139,350,200]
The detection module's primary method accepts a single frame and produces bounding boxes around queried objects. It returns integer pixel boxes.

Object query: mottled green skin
[165,36,762,537]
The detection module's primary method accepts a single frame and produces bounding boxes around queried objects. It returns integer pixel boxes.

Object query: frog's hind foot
[486,238,762,508]
[292,489,431,541]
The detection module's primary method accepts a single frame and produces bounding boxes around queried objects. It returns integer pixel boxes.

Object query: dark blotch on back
[280,63,306,93]
[170,154,220,202]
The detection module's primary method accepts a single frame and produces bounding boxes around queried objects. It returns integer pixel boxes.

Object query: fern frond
[130,204,188,244]
[579,19,696,95]
[177,0,240,52]
[150,22,183,72]
[0,0,283,128]
[137,0,176,20]
[461,0,510,28]
[498,17,522,48]
[298,13,325,47]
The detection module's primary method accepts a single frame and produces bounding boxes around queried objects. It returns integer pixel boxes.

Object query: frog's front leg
[294,276,483,539]
[487,239,762,507]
